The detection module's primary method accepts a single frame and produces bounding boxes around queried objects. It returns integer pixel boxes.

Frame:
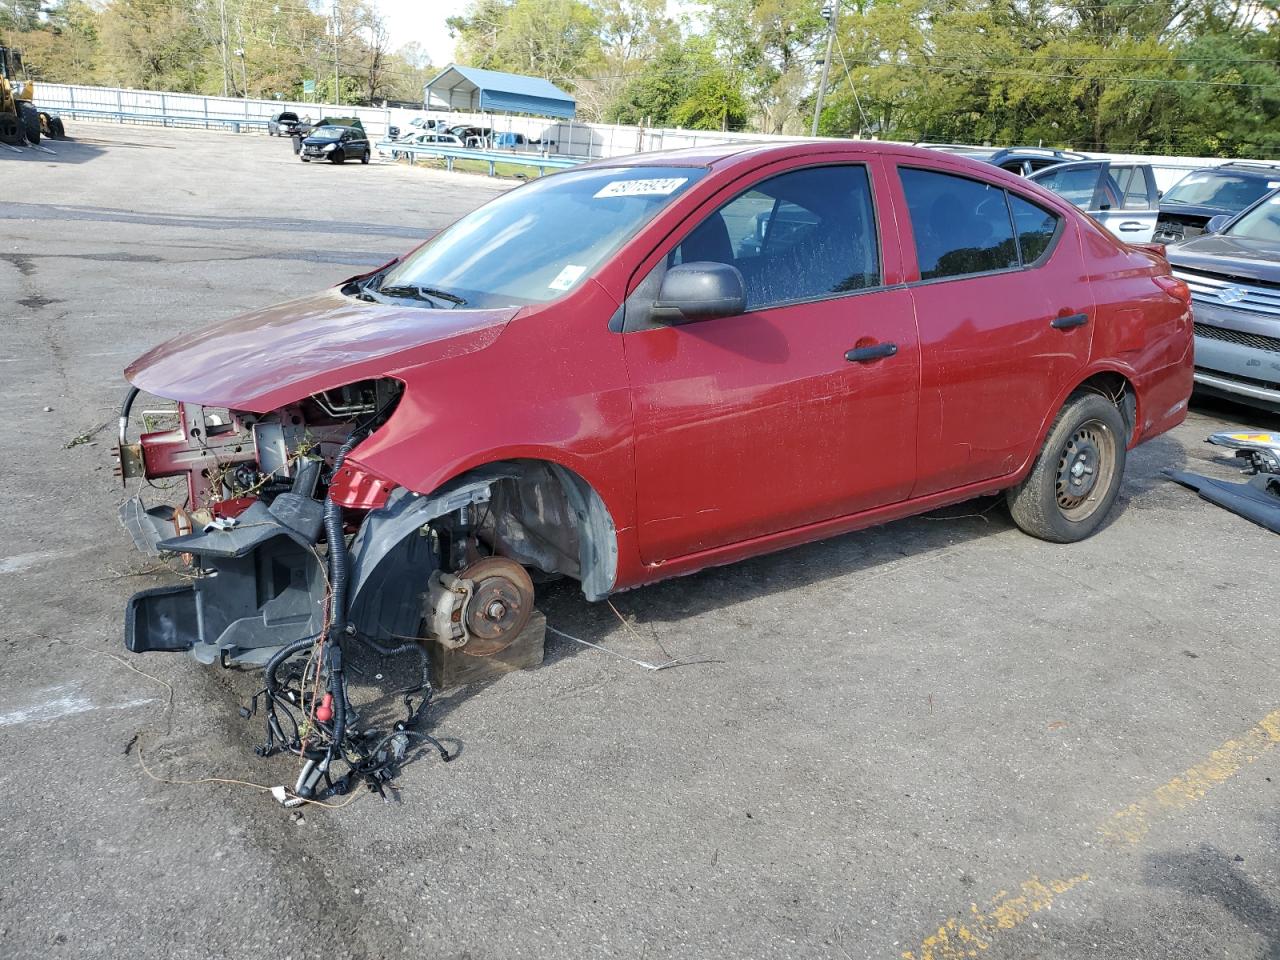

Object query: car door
[1092,164,1158,242]
[622,159,921,563]
[892,164,1094,498]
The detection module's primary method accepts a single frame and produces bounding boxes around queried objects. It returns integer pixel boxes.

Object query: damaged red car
[118,141,1194,668]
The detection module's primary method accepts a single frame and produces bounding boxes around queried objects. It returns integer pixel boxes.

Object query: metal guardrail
[376,140,586,176]
[50,105,269,133]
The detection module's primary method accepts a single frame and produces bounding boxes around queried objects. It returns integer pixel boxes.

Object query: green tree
[606,37,747,130]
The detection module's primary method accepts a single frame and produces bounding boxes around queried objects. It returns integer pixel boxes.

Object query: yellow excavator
[1,46,64,145]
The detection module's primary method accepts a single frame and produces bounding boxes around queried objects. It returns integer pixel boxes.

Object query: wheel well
[1070,372,1137,441]
[446,458,618,601]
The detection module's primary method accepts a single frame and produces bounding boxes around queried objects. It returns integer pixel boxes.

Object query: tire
[361,149,370,164]
[331,151,344,164]
[1006,392,1127,543]
[49,117,64,139]
[300,156,310,162]
[20,103,40,144]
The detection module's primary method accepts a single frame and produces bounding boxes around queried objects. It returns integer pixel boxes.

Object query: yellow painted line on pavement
[901,874,1089,960]
[1099,707,1280,845]
[902,707,1280,959]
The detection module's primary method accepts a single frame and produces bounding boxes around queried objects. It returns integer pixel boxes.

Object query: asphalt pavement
[2,124,1279,960]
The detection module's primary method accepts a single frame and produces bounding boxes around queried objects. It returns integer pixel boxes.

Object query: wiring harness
[246,429,454,804]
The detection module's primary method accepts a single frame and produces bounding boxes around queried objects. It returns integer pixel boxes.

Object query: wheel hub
[1055,421,1113,517]
[456,556,535,657]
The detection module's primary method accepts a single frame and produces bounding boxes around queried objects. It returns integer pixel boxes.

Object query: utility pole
[218,0,230,97]
[811,0,840,138]
[332,0,340,107]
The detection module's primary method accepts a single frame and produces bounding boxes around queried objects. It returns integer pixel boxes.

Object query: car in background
[448,124,492,146]
[1029,159,1160,242]
[1167,190,1280,412]
[1153,162,1280,246]
[300,124,371,164]
[267,111,301,137]
[384,131,464,160]
[921,145,1087,176]
[290,115,363,153]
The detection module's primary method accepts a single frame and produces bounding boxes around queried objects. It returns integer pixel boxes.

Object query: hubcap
[1055,419,1115,521]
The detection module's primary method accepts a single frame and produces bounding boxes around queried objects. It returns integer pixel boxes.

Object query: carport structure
[423,64,576,120]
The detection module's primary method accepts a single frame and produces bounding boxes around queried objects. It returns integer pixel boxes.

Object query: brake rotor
[457,557,535,657]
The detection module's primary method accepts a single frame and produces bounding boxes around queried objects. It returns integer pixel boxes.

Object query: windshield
[1163,170,1278,209]
[377,165,705,307]
[1225,192,1280,243]
[311,126,344,140]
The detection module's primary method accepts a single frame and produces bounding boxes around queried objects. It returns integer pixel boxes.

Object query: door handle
[845,342,898,362]
[1118,222,1145,232]
[1051,313,1089,330]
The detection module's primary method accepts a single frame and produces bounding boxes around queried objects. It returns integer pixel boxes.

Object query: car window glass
[1163,172,1277,210]
[1007,193,1060,264]
[1113,167,1150,210]
[669,165,880,310]
[1225,193,1280,242]
[900,168,1019,280]
[1033,165,1100,208]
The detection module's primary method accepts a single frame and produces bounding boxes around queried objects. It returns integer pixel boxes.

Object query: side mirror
[650,262,747,325]
[1205,214,1231,235]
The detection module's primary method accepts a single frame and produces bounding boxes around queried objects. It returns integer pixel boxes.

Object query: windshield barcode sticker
[595,177,688,198]
[549,264,587,291]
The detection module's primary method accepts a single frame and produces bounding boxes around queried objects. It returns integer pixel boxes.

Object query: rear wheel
[1006,392,1127,543]
[361,149,370,164]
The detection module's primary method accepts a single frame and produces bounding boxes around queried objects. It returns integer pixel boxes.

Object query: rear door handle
[1118,221,1145,232]
[845,342,898,362]
[1051,313,1089,330]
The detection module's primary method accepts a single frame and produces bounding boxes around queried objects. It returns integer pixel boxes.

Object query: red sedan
[119,141,1193,666]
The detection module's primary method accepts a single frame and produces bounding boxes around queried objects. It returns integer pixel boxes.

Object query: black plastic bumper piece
[1165,470,1280,534]
[125,583,199,653]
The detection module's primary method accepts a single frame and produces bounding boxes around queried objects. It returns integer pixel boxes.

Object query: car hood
[1167,234,1280,282]
[1157,202,1233,220]
[126,288,519,412]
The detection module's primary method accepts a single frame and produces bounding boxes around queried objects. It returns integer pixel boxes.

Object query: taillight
[1154,275,1191,306]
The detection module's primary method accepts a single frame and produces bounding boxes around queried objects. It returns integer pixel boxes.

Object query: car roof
[583,139,979,171]
[1188,162,1280,178]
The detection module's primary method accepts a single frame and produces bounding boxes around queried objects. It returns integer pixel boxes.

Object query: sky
[378,0,470,67]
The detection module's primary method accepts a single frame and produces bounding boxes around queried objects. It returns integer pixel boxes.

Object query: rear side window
[900,168,1018,281]
[1007,193,1061,264]
[671,164,880,310]
[1033,164,1100,208]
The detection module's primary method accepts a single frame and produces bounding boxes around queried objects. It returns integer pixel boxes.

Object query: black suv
[1167,189,1280,413]
[1154,162,1280,245]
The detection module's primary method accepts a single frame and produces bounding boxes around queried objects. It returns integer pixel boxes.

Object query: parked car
[290,115,363,152]
[448,124,492,146]
[385,131,464,159]
[267,111,301,137]
[1153,162,1280,245]
[1029,159,1160,242]
[1167,189,1280,412]
[926,145,1087,176]
[117,141,1192,666]
[299,124,371,164]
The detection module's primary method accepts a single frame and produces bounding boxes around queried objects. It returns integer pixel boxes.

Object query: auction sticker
[595,177,688,198]
[549,264,587,291]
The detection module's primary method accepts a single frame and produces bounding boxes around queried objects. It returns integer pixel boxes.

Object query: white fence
[34,81,1269,181]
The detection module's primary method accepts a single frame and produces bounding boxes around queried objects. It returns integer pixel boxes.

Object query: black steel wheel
[1007,392,1127,542]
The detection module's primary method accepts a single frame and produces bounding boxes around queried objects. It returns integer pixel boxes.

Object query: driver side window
[669,164,881,311]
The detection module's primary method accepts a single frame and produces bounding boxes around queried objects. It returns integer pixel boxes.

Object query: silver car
[1167,190,1280,413]
[1029,160,1160,243]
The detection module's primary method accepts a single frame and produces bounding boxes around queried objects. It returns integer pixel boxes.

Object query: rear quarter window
[1007,193,1062,265]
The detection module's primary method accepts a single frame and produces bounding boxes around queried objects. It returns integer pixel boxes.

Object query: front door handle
[845,342,898,362]
[1051,312,1089,330]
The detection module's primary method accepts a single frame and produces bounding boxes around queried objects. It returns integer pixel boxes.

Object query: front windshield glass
[378,165,705,307]
[1225,192,1280,243]
[312,126,344,140]
[1163,171,1278,209]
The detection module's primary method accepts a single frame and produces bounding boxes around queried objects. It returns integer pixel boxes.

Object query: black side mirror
[1204,214,1231,235]
[650,262,747,325]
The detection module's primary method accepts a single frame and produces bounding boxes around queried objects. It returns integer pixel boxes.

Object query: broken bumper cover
[124,494,327,664]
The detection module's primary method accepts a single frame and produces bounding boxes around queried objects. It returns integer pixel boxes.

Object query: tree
[606,37,748,130]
